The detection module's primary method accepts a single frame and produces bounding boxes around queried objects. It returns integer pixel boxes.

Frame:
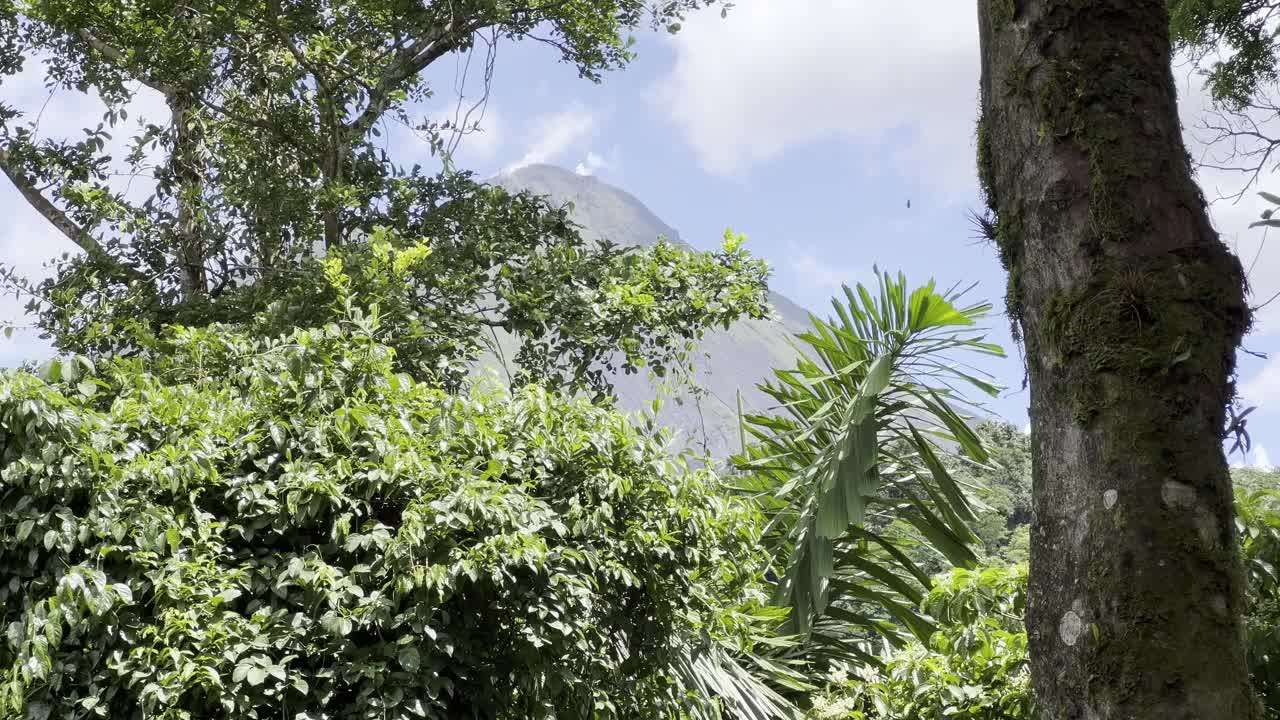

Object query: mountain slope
[495,164,814,460]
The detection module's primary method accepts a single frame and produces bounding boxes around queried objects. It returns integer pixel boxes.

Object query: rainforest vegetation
[2,0,1279,718]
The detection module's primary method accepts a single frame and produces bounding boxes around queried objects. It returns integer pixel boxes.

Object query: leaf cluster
[27,172,771,399]
[1171,0,1280,110]
[0,314,773,719]
[806,565,1031,720]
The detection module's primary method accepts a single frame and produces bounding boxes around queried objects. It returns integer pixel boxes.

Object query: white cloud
[574,147,623,178]
[575,151,608,176]
[650,0,1280,291]
[652,0,980,197]
[503,105,598,174]
[1244,357,1280,408]
[1232,443,1274,470]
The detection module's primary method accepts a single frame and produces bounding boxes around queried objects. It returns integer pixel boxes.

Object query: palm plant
[735,271,1004,659]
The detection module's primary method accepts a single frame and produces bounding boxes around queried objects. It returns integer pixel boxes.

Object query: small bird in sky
[906,199,911,209]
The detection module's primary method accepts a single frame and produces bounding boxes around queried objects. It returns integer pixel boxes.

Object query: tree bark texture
[169,97,207,301]
[976,1,1256,718]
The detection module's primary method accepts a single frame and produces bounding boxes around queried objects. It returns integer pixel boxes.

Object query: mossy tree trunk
[976,1,1257,717]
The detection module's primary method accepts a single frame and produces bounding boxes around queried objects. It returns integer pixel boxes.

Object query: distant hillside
[493,164,814,460]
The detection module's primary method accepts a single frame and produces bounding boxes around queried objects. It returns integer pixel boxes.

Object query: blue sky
[1,1,1277,468]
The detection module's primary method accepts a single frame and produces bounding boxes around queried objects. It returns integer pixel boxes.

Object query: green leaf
[909,284,972,330]
[909,423,977,524]
[398,646,420,672]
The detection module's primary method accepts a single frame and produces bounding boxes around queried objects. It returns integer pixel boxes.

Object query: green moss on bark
[976,115,996,206]
[1042,253,1246,424]
[977,112,1027,345]
[990,0,1018,28]
[1036,4,1155,247]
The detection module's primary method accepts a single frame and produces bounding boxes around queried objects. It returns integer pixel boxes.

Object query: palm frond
[674,642,805,720]
[737,270,1003,649]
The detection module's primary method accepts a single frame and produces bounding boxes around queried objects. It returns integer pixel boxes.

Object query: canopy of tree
[0,0,766,400]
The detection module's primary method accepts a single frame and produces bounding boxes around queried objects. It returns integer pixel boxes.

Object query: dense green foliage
[946,423,1031,567]
[0,311,785,719]
[7,170,771,397]
[3,2,1271,715]
[47,191,770,397]
[0,2,801,717]
[1237,475,1280,716]
[807,565,1030,720]
[804,437,1280,719]
[1,271,1016,720]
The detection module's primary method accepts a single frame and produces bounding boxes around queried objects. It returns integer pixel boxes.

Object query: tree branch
[344,38,454,139]
[344,16,498,141]
[0,145,144,280]
[343,0,578,140]
[75,29,177,98]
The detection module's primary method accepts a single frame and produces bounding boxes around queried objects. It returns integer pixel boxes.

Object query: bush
[0,320,770,719]
[807,565,1031,720]
[1237,479,1280,716]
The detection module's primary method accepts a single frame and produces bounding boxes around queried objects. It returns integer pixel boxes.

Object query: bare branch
[1189,91,1280,202]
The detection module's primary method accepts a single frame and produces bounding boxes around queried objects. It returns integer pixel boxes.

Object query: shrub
[1237,479,1280,716]
[807,565,1031,720]
[0,319,771,719]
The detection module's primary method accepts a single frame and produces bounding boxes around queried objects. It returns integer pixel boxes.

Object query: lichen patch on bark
[1059,610,1084,646]
[1213,595,1229,617]
[1161,480,1196,509]
[1195,507,1220,550]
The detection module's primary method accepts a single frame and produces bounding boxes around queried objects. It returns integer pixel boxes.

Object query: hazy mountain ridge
[495,164,813,460]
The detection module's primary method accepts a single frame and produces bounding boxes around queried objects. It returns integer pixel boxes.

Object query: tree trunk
[170,97,206,300]
[976,1,1257,717]
[319,90,344,251]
